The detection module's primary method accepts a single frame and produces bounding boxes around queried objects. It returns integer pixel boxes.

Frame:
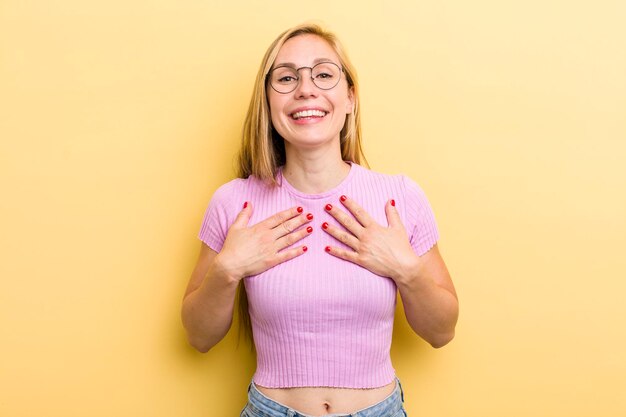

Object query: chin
[284,135,339,149]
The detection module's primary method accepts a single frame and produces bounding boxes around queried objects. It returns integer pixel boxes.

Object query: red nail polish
[307,226,313,233]
[325,246,332,252]
[325,204,332,211]
[297,206,303,213]
[322,222,329,229]
[302,246,308,252]
[306,213,314,220]
[391,199,396,207]
[340,195,347,202]
[243,202,248,209]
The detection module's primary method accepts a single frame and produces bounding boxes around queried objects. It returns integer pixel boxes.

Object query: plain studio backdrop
[1,1,625,416]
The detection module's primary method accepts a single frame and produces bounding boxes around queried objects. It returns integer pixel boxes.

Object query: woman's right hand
[215,202,313,281]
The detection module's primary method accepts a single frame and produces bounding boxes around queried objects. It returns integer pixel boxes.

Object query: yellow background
[1,1,625,416]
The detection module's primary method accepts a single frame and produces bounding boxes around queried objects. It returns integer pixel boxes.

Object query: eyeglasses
[268,62,344,94]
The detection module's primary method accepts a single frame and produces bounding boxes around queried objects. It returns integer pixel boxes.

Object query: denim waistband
[244,377,404,417]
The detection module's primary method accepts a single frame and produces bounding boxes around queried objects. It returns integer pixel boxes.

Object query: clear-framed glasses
[268,61,344,94]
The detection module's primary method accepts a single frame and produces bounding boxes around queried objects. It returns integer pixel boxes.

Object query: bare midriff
[255,379,396,416]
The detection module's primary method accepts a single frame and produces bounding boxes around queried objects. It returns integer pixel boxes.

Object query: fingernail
[322,222,329,230]
[391,199,396,207]
[297,206,303,213]
[325,246,332,252]
[306,213,314,220]
[303,246,308,252]
[243,202,248,209]
[340,195,347,202]
[307,226,313,233]
[325,204,333,211]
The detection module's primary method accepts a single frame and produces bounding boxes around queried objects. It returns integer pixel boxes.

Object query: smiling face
[267,34,355,151]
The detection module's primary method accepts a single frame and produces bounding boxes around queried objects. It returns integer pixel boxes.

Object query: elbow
[182,321,217,353]
[194,345,211,354]
[181,309,219,353]
[428,331,455,349]
[187,335,214,353]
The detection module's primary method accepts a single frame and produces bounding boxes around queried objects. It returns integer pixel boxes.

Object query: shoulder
[209,175,270,205]
[350,163,435,219]
[351,162,421,192]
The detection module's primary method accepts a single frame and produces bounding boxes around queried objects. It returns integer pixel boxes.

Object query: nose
[294,69,318,99]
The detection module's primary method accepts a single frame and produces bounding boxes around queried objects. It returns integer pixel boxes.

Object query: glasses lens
[270,67,299,93]
[269,62,342,93]
[311,62,341,90]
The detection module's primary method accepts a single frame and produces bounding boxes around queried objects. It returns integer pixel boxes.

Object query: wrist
[212,253,244,285]
[392,254,422,287]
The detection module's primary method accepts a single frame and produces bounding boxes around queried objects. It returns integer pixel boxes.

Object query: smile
[290,109,328,120]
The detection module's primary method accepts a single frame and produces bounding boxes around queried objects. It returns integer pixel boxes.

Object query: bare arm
[181,244,240,353]
[394,244,458,348]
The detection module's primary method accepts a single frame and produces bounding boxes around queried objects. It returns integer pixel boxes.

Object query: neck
[282,142,351,194]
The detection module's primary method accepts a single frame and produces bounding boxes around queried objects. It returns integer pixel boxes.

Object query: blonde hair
[235,23,367,350]
[237,23,367,183]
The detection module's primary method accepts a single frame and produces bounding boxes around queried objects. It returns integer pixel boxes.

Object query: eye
[278,75,297,83]
[312,62,340,82]
[272,67,298,84]
[315,72,334,79]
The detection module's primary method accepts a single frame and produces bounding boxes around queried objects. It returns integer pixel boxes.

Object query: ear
[346,86,355,114]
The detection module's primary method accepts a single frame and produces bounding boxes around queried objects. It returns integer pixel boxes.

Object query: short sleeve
[197,182,237,253]
[402,175,439,256]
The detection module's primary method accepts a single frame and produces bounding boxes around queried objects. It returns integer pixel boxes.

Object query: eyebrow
[273,58,338,69]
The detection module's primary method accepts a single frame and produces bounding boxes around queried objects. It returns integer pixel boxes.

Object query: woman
[181,23,458,417]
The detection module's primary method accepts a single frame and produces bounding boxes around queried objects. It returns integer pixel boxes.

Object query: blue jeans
[240,377,407,417]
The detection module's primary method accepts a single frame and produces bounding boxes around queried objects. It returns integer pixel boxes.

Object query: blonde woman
[182,23,458,417]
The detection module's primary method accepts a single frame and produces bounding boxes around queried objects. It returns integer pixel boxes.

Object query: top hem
[252,374,397,390]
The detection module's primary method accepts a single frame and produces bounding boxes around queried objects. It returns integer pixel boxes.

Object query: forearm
[395,260,459,348]
[393,245,459,347]
[181,257,241,352]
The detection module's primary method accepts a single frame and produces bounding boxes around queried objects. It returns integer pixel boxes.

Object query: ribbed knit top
[198,162,439,388]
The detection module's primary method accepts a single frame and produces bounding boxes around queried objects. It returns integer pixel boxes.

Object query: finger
[272,211,313,239]
[275,223,314,249]
[232,201,254,228]
[385,199,404,229]
[324,203,365,238]
[321,221,359,250]
[261,206,304,229]
[269,245,309,268]
[338,195,375,228]
[324,245,360,265]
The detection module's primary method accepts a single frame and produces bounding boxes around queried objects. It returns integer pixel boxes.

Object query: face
[267,34,355,150]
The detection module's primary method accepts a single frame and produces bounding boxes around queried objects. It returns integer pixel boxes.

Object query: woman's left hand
[322,195,420,283]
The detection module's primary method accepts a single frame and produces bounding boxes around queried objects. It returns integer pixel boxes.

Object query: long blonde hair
[235,23,367,350]
[237,23,366,182]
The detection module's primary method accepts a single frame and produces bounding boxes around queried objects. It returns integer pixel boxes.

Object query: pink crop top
[198,162,439,388]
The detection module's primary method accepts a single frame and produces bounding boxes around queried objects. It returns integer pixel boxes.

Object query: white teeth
[292,109,326,119]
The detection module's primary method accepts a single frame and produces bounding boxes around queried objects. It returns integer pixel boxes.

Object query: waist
[252,331,396,388]
[251,378,400,416]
